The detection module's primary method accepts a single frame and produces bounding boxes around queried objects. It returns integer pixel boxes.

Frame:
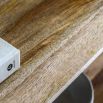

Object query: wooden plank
[0,0,45,35]
[0,0,103,103]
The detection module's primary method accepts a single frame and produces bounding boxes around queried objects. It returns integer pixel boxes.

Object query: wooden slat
[0,0,45,35]
[0,0,103,103]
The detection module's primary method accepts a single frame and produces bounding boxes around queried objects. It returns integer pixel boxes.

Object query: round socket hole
[7,64,13,71]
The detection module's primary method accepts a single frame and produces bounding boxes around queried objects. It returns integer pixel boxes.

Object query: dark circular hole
[7,64,13,71]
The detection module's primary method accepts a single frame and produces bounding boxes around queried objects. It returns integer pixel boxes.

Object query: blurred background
[93,69,103,103]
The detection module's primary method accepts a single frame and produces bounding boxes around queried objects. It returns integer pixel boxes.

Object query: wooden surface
[93,69,103,103]
[0,0,44,35]
[0,0,103,103]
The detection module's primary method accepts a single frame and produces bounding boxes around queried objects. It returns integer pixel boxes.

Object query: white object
[0,38,20,83]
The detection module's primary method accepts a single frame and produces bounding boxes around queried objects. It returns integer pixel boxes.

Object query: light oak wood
[0,0,103,103]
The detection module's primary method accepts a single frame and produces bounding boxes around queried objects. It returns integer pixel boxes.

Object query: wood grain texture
[0,0,44,35]
[0,0,103,103]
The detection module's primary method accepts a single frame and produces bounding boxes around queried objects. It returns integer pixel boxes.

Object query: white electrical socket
[0,38,20,83]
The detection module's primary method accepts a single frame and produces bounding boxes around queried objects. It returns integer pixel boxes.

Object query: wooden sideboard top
[0,0,103,102]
